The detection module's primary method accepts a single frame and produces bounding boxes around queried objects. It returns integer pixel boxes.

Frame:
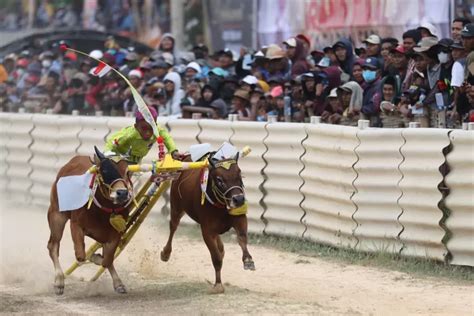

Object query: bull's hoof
[54,285,64,295]
[243,258,255,271]
[208,283,225,294]
[115,284,127,294]
[160,250,170,262]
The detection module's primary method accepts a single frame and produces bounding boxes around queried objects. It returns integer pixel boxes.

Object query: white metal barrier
[445,130,474,266]
[262,122,306,237]
[398,128,450,261]
[230,121,267,234]
[352,128,404,253]
[301,123,358,248]
[5,114,34,202]
[30,115,59,206]
[2,113,473,266]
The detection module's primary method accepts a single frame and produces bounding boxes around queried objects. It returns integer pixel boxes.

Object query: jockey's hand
[171,150,183,161]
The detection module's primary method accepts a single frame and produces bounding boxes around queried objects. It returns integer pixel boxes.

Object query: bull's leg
[232,215,255,271]
[70,221,86,263]
[216,235,225,259]
[202,229,224,294]
[160,206,185,262]
[47,208,69,295]
[102,238,126,294]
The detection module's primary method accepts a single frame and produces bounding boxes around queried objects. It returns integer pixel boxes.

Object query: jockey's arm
[104,127,133,156]
[158,125,179,156]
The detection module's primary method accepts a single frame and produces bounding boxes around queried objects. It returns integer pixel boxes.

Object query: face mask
[437,52,449,64]
[42,59,52,68]
[362,69,377,83]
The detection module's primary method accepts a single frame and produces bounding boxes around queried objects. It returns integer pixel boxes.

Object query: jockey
[104,106,180,164]
[104,106,180,232]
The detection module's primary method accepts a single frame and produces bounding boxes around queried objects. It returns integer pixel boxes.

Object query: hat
[136,106,158,122]
[390,45,406,54]
[283,37,297,48]
[363,34,381,45]
[362,57,380,69]
[332,41,346,49]
[242,75,258,85]
[267,76,282,84]
[436,38,454,49]
[418,22,439,38]
[218,49,233,59]
[328,87,338,98]
[39,51,54,60]
[128,69,143,79]
[125,52,138,61]
[413,36,439,52]
[153,60,170,69]
[270,86,283,98]
[185,61,201,73]
[323,46,333,53]
[265,44,286,59]
[254,50,265,58]
[301,72,315,79]
[209,67,228,77]
[296,34,311,47]
[461,23,474,38]
[451,40,464,50]
[233,89,250,102]
[27,62,42,75]
[354,47,366,56]
[317,56,331,68]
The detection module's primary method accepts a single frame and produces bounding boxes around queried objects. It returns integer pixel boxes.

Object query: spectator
[161,72,184,117]
[361,57,383,126]
[289,38,310,77]
[451,17,471,41]
[418,22,439,39]
[333,39,355,79]
[337,81,363,126]
[230,89,252,121]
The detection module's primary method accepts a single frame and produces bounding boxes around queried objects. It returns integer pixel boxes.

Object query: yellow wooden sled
[64,154,207,281]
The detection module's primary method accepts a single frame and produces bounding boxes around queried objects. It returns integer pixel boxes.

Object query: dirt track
[1,200,473,315]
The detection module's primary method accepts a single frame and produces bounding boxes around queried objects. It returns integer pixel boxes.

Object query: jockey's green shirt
[104,125,177,164]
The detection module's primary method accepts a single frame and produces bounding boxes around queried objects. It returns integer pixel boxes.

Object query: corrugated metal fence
[1,113,472,266]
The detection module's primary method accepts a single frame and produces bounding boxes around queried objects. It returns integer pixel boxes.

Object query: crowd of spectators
[1,18,474,128]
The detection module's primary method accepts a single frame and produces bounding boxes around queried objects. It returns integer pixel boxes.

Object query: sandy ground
[1,200,473,316]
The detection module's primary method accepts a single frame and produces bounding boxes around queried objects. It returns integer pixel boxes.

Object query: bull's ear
[94,146,106,161]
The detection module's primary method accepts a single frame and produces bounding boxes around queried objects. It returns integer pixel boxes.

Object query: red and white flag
[92,61,111,77]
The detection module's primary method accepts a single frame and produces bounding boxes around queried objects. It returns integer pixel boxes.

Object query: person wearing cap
[364,35,382,58]
[283,37,297,60]
[296,34,311,51]
[333,39,355,79]
[450,40,467,91]
[240,75,258,92]
[321,87,343,124]
[351,58,366,87]
[231,89,253,121]
[288,38,310,77]
[418,22,439,39]
[452,17,471,41]
[149,60,170,82]
[389,45,409,83]
[217,49,236,76]
[413,37,442,89]
[265,44,290,82]
[361,57,383,126]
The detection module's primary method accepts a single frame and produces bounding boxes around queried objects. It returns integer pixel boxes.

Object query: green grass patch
[248,233,473,283]
[156,216,473,283]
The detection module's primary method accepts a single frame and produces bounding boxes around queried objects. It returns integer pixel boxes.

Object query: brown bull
[161,152,255,294]
[47,147,132,295]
